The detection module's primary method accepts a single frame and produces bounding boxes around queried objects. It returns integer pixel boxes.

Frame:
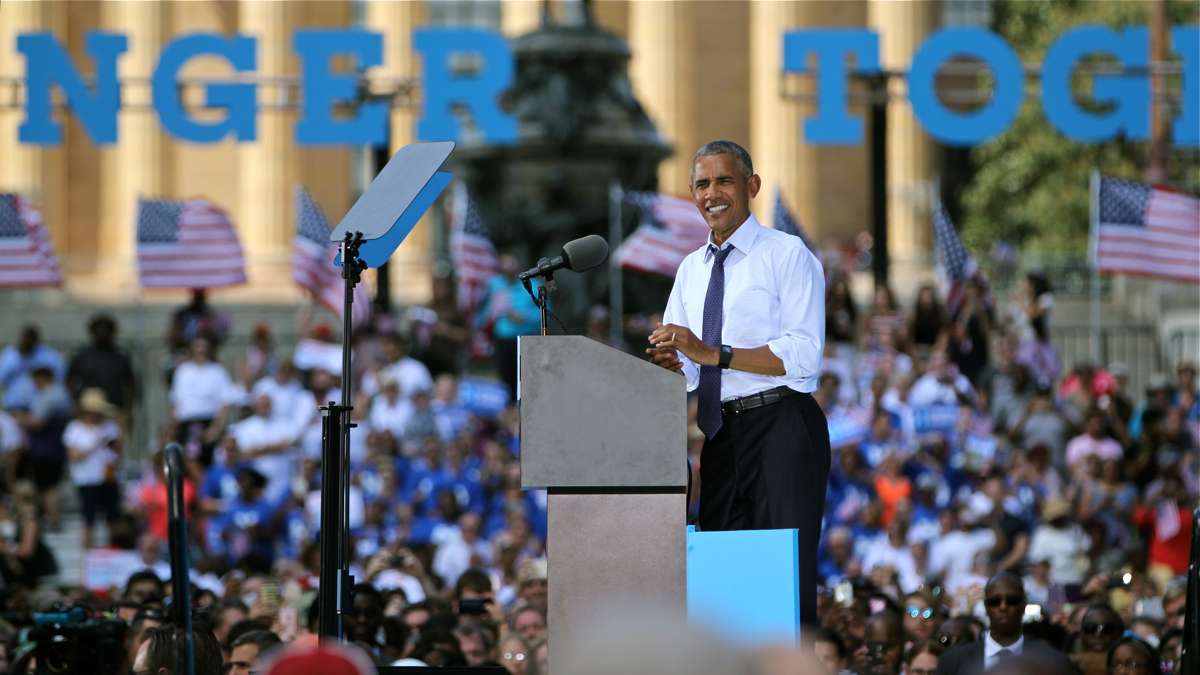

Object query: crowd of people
[0,266,1191,674]
[805,272,1195,674]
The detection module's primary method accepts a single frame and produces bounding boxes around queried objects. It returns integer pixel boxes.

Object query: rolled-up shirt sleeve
[766,245,825,382]
[663,263,700,392]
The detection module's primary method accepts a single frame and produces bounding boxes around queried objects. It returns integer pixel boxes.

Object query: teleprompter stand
[316,232,365,641]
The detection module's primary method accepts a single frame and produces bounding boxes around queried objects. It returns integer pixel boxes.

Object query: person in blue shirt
[211,467,278,569]
[475,255,541,401]
[0,325,64,411]
[201,435,244,514]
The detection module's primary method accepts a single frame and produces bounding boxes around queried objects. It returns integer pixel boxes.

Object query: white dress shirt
[983,631,1024,670]
[170,360,233,421]
[663,214,825,399]
[232,415,296,504]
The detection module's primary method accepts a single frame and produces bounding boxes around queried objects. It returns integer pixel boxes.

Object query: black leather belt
[721,385,796,415]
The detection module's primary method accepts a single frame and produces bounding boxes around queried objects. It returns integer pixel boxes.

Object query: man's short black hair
[124,570,164,598]
[224,618,271,650]
[229,629,282,655]
[89,313,117,335]
[455,568,493,600]
[692,140,754,178]
[984,570,1025,596]
[811,627,846,658]
[141,625,224,675]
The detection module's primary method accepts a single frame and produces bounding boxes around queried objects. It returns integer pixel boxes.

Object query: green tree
[961,0,1199,256]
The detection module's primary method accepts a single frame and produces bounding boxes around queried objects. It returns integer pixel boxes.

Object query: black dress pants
[698,392,831,626]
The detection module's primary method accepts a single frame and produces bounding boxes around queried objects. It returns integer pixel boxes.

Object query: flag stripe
[1095,176,1200,283]
[449,182,498,313]
[614,192,709,277]
[0,194,63,288]
[292,186,369,326]
[137,197,247,289]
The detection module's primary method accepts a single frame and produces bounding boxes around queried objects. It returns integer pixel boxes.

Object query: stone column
[870,0,939,286]
[751,0,869,246]
[237,0,298,294]
[366,0,431,305]
[628,1,697,193]
[92,0,170,295]
[0,1,68,277]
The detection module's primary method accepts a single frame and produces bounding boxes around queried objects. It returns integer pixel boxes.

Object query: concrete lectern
[518,335,687,662]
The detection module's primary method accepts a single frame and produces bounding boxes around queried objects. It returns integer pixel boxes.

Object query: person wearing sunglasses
[902,591,941,645]
[1078,605,1126,658]
[935,572,1072,675]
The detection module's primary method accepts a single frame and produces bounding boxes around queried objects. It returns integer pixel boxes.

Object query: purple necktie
[698,245,733,439]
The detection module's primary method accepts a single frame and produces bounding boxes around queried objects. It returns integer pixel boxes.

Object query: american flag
[933,193,977,313]
[0,193,62,288]
[137,197,246,289]
[614,192,710,277]
[1093,175,1200,283]
[772,187,817,251]
[293,187,370,326]
[450,182,497,312]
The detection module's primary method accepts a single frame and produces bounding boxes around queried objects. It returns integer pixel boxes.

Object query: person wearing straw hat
[62,387,122,549]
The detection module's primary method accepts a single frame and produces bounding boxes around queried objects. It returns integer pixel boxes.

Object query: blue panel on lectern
[686,527,800,646]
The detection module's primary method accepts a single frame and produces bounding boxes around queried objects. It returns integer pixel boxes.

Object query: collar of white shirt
[984,631,1024,665]
[703,214,761,261]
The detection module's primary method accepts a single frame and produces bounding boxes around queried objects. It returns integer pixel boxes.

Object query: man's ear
[747,174,762,199]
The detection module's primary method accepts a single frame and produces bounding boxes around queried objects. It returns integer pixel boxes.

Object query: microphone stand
[318,231,364,642]
[520,258,556,337]
[163,442,194,675]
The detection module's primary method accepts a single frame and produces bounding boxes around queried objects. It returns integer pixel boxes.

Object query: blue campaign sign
[912,404,960,436]
[782,23,1198,146]
[687,526,801,646]
[782,29,880,144]
[12,24,1197,147]
[907,27,1024,146]
[827,410,870,449]
[15,27,518,146]
[457,377,509,418]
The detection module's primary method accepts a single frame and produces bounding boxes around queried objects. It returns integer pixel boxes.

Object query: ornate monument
[450,0,672,328]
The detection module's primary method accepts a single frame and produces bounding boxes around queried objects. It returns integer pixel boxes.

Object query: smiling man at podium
[648,140,830,626]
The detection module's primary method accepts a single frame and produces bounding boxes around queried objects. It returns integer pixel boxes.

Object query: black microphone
[518,235,609,281]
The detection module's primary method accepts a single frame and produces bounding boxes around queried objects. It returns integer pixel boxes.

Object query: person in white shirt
[170,337,233,464]
[62,388,121,549]
[860,519,922,593]
[231,393,298,505]
[252,360,317,432]
[432,512,492,588]
[369,374,414,442]
[909,351,973,407]
[647,140,828,626]
[363,334,434,400]
[1026,496,1090,586]
[928,508,996,592]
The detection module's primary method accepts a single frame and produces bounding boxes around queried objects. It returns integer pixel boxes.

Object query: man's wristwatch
[718,344,733,369]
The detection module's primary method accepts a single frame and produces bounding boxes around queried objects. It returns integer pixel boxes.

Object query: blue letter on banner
[1172,26,1199,146]
[18,32,126,145]
[152,34,257,143]
[782,29,880,144]
[414,28,517,143]
[908,27,1023,145]
[1042,26,1148,143]
[294,30,388,145]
